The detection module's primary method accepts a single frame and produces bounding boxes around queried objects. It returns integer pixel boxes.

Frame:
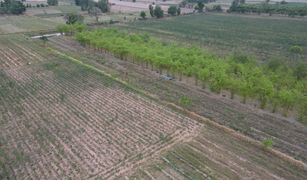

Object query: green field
[0,16,62,34]
[121,13,307,62]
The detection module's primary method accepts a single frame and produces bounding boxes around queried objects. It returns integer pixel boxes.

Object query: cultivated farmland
[120,13,307,61]
[1,33,307,179]
[0,16,61,34]
[0,35,201,179]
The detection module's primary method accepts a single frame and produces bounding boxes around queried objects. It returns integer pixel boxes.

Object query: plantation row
[229,2,307,16]
[0,60,199,179]
[75,29,307,122]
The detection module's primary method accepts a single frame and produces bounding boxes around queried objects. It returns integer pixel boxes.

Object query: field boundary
[48,47,307,173]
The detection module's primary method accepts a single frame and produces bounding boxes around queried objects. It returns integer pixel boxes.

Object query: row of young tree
[75,29,307,122]
[0,0,25,14]
[229,0,307,16]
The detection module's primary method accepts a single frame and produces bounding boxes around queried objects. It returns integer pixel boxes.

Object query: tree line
[75,0,109,13]
[229,0,307,17]
[0,0,25,14]
[75,29,307,123]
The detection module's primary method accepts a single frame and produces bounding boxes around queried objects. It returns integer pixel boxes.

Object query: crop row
[0,38,45,69]
[0,63,199,179]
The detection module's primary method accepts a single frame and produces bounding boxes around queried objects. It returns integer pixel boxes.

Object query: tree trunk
[202,81,206,89]
[272,104,277,113]
[260,100,266,109]
[230,91,234,99]
[242,96,247,104]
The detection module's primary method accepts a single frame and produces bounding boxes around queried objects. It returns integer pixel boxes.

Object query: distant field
[120,13,307,62]
[0,16,61,34]
[215,0,307,5]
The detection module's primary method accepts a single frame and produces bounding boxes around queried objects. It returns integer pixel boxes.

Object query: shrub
[168,5,177,16]
[154,5,164,18]
[177,7,181,15]
[64,13,84,24]
[179,96,192,108]
[212,5,222,12]
[47,0,58,6]
[57,23,86,35]
[289,45,303,55]
[140,11,146,19]
[262,138,273,148]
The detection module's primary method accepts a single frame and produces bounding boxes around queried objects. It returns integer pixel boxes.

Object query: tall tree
[195,2,204,13]
[154,5,164,18]
[168,5,177,16]
[47,0,58,6]
[88,6,101,22]
[140,11,146,19]
[96,0,109,13]
[64,13,84,24]
[149,4,154,17]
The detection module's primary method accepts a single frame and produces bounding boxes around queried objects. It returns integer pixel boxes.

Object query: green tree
[177,7,181,15]
[195,2,205,13]
[298,96,307,124]
[57,23,86,35]
[168,5,177,16]
[154,5,164,18]
[40,36,48,47]
[88,6,101,22]
[212,5,222,12]
[199,68,209,89]
[255,77,273,109]
[64,13,84,24]
[47,0,58,6]
[278,89,297,116]
[97,0,109,13]
[140,11,146,19]
[2,0,26,15]
[289,45,303,54]
[293,63,307,80]
[149,4,154,17]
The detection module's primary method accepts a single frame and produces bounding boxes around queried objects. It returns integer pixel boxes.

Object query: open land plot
[0,34,201,179]
[214,0,307,6]
[119,13,307,62]
[48,35,307,164]
[128,123,307,179]
[109,0,194,14]
[0,16,61,34]
[1,34,306,179]
[25,5,82,16]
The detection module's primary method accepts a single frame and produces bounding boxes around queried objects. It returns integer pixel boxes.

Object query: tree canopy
[75,29,307,121]
[0,0,26,14]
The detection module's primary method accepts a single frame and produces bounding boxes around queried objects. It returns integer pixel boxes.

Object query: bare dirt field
[109,0,193,14]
